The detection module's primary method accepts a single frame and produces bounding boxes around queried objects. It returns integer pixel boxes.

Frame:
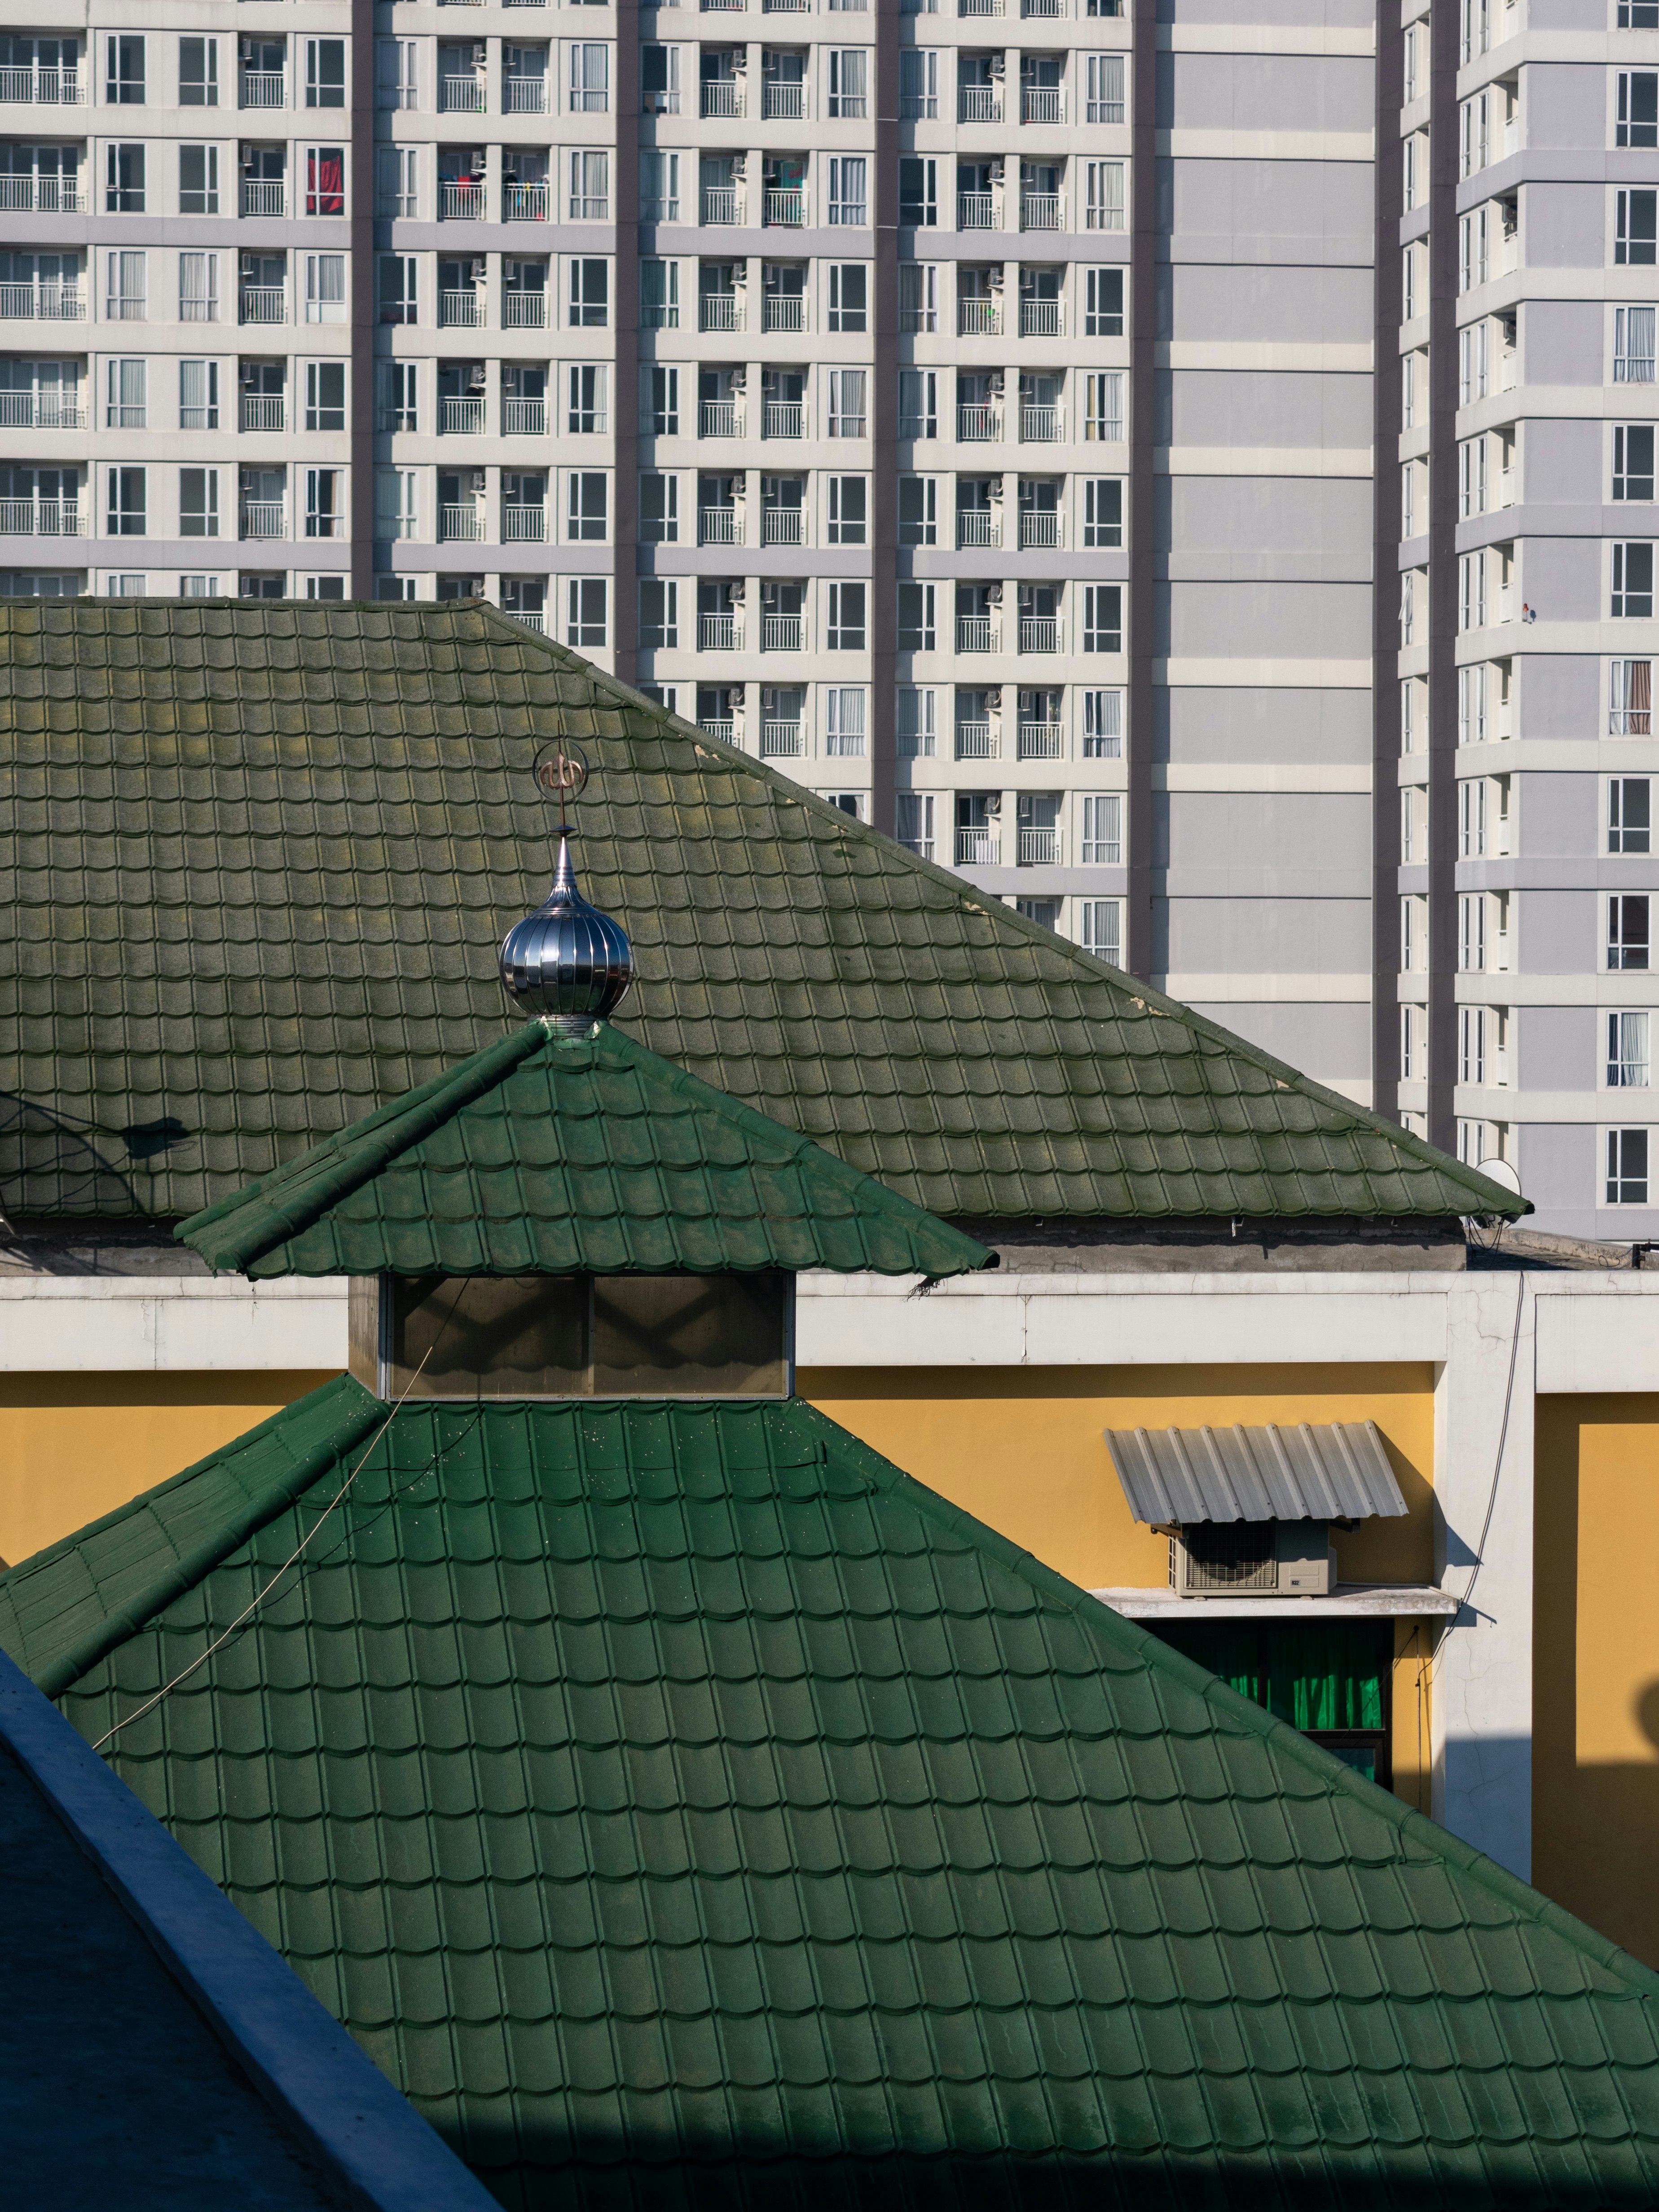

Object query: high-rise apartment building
[1,0,1655,1235]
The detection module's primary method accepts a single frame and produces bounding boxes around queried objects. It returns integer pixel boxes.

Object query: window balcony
[956,617,999,652]
[761,508,802,544]
[1021,405,1062,441]
[1018,827,1060,864]
[0,176,80,213]
[239,70,285,109]
[503,77,547,112]
[0,394,83,429]
[955,827,1000,863]
[701,80,745,117]
[240,180,286,218]
[239,396,285,432]
[502,506,546,541]
[502,396,546,433]
[700,185,744,224]
[765,188,805,226]
[699,506,740,544]
[0,498,80,536]
[0,66,84,104]
[239,286,286,325]
[956,511,999,547]
[763,401,803,437]
[1018,511,1060,548]
[439,74,487,110]
[504,182,550,220]
[954,722,998,758]
[502,291,546,326]
[762,83,804,118]
[440,289,484,327]
[761,613,802,651]
[957,404,1000,441]
[761,720,803,755]
[239,501,286,540]
[1017,721,1064,758]
[957,192,998,229]
[0,284,84,322]
[440,180,486,219]
[958,299,1001,336]
[698,611,742,649]
[439,503,484,541]
[762,295,805,332]
[958,88,1001,122]
[1020,194,1062,230]
[1022,89,1063,123]
[699,399,743,436]
[441,396,485,432]
[1019,616,1059,652]
[700,295,744,332]
[1020,299,1062,336]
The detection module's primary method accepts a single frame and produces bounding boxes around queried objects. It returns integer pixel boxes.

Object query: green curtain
[1150,1618,1388,1733]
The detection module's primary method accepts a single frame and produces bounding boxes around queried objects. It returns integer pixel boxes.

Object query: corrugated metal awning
[1104,1421,1408,1525]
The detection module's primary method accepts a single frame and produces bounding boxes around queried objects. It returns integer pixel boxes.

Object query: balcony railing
[700,185,743,224]
[0,66,84,103]
[699,506,740,544]
[503,76,547,111]
[699,719,736,745]
[441,395,485,432]
[440,289,484,326]
[1021,300,1062,336]
[955,723,998,758]
[698,612,741,649]
[504,182,550,220]
[0,395,83,429]
[702,0,745,10]
[1019,511,1060,548]
[700,294,744,331]
[239,286,286,324]
[0,176,79,212]
[699,400,742,436]
[502,396,546,433]
[509,610,545,631]
[763,0,810,11]
[440,180,486,219]
[958,88,1001,122]
[239,70,285,108]
[0,499,80,536]
[1019,616,1059,652]
[763,401,803,437]
[240,180,286,218]
[1020,194,1062,230]
[761,720,803,756]
[502,506,546,541]
[0,284,84,321]
[762,82,804,118]
[1023,0,1064,12]
[1017,827,1060,865]
[1018,722,1064,759]
[957,192,997,229]
[956,617,999,652]
[765,188,805,225]
[956,511,999,547]
[239,396,285,432]
[761,508,802,544]
[440,503,484,540]
[761,613,802,651]
[1021,405,1062,441]
[955,828,1000,863]
[762,295,805,332]
[958,299,1001,335]
[502,290,546,326]
[701,80,745,117]
[957,404,1000,441]
[1022,89,1063,123]
[439,74,487,110]
[239,501,286,540]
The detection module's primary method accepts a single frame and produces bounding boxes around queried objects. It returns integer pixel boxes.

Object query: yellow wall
[0,1372,337,1567]
[800,1361,1438,1809]
[1534,1394,1659,1968]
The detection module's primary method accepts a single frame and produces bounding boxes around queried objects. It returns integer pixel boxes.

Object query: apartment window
[895,792,936,859]
[639,578,678,648]
[567,150,609,223]
[899,369,937,441]
[378,360,417,433]
[1400,1003,1419,1082]
[106,466,146,537]
[306,39,346,109]
[1404,23,1420,101]
[1614,541,1655,617]
[641,471,678,542]
[180,146,219,217]
[898,582,936,651]
[1404,138,1419,215]
[1084,268,1123,338]
[1458,208,1487,291]
[1621,0,1659,22]
[1615,305,1656,383]
[568,365,607,434]
[1080,899,1122,964]
[305,467,340,539]
[899,158,937,229]
[1458,551,1487,630]
[1459,1006,1487,1086]
[1399,897,1418,974]
[1619,190,1658,265]
[305,255,347,325]
[379,39,418,111]
[1084,53,1125,123]
[106,145,145,214]
[1402,461,1417,540]
[640,152,679,223]
[898,476,937,547]
[897,688,936,758]
[826,582,865,650]
[827,265,867,334]
[1606,1129,1650,1204]
[1082,689,1123,758]
[1083,585,1121,654]
[1401,680,1418,755]
[305,361,345,432]
[1458,893,1487,972]
[1611,776,1653,853]
[1403,243,1417,320]
[1611,894,1651,970]
[306,148,345,218]
[1084,162,1125,232]
[379,255,417,325]
[568,472,607,541]
[179,37,217,107]
[106,35,145,104]
[568,259,609,328]
[180,358,219,431]
[641,260,679,329]
[825,687,866,755]
[1400,787,1420,865]
[1081,794,1122,865]
[1082,479,1121,549]
[1609,1011,1652,1089]
[827,49,868,118]
[1612,658,1654,735]
[179,252,218,322]
[568,577,607,647]
[646,365,679,436]
[106,358,146,430]
[1458,664,1487,747]
[569,43,609,112]
[180,467,219,539]
[641,44,679,115]
[899,50,938,119]
[1404,352,1418,427]
[376,469,417,541]
[1083,373,1124,442]
[1458,437,1487,518]
[1615,424,1655,501]
[828,157,867,228]
[1619,71,1659,149]
[827,369,866,438]
[826,477,866,545]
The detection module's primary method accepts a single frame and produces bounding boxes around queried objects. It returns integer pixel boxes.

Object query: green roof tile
[0,600,1522,1226]
[0,1381,1654,2205]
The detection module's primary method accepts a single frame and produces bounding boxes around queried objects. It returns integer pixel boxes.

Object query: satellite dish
[1472,1157,1522,1198]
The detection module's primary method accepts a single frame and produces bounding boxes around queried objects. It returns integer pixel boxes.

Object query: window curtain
[1149,1619,1390,1734]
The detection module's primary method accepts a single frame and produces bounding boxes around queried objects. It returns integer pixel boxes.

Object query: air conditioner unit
[1168,1518,1335,1599]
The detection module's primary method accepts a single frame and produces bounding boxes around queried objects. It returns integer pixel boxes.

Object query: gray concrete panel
[1160,894,1373,972]
[1517,652,1600,740]
[1521,536,1602,624]
[1163,159,1375,268]
[1523,183,1612,272]
[1157,0,1373,25]
[1518,889,1596,974]
[1160,579,1373,657]
[1524,418,1604,506]
[1514,1121,1597,1223]
[1165,369,1374,449]
[1518,771,1598,861]
[1157,53,1373,135]
[1182,996,1373,1077]
[1155,791,1372,887]
[1161,477,1373,582]
[1526,62,1612,154]
[1518,1003,1597,1095]
[1161,263,1374,344]
[1523,300,1605,387]
[1160,683,1372,764]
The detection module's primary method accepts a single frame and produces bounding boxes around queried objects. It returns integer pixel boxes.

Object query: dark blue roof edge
[0,1646,497,2212]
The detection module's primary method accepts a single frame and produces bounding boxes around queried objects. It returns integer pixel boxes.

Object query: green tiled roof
[3,1379,1655,2206]
[0,599,1525,1225]
[176,1020,992,1280]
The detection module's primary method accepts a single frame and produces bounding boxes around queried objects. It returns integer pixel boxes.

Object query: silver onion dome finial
[497,743,634,1035]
